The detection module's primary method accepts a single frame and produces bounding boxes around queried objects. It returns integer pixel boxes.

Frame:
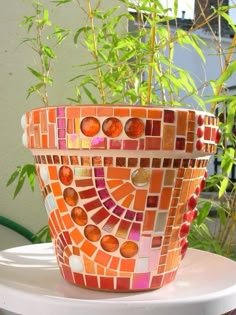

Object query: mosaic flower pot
[22,105,220,292]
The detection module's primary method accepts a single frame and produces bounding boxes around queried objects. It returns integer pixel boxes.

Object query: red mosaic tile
[116,277,131,291]
[100,276,114,290]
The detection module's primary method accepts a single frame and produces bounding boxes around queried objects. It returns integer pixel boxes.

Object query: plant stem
[211,33,236,113]
[86,0,106,104]
[146,3,157,105]
[36,8,49,106]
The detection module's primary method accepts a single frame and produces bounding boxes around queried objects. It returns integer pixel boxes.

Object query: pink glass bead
[200,170,208,191]
[196,140,203,151]
[180,223,190,238]
[200,177,206,191]
[181,239,188,259]
[197,127,204,138]
[183,209,197,223]
[215,128,221,144]
[197,114,204,126]
[195,185,201,196]
[188,194,197,210]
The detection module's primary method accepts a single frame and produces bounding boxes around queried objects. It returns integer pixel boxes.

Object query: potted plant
[9,0,236,291]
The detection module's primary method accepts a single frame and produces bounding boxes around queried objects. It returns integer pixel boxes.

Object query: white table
[0,243,236,315]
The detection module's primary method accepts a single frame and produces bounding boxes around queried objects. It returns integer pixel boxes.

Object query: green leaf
[27,67,44,80]
[83,86,98,103]
[221,147,235,175]
[52,0,72,5]
[219,177,229,198]
[220,11,236,32]
[42,45,56,58]
[27,83,44,98]
[217,60,236,85]
[173,0,178,17]
[6,167,22,187]
[197,201,212,225]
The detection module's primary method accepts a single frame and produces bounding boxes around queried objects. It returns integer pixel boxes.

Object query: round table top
[0,243,236,315]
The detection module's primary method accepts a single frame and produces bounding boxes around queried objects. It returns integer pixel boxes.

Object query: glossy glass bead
[180,223,190,238]
[59,166,73,186]
[131,168,151,187]
[84,225,101,242]
[81,117,100,137]
[63,187,78,206]
[120,241,138,258]
[188,194,197,211]
[197,127,204,138]
[124,118,144,139]
[197,114,204,126]
[101,235,119,252]
[102,117,122,138]
[215,128,222,144]
[71,207,88,226]
[196,140,203,151]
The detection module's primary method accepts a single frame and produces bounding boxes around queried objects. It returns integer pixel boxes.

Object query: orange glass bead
[59,166,73,186]
[120,241,138,258]
[71,207,88,226]
[102,117,122,138]
[81,117,100,137]
[84,224,101,242]
[101,235,119,252]
[63,187,78,206]
[124,118,144,138]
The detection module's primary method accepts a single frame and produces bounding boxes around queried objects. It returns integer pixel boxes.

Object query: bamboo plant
[6,0,236,249]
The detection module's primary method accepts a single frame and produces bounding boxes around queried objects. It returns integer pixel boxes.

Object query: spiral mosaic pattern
[22,105,219,291]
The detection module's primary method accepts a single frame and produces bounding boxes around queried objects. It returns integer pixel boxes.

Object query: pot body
[22,105,219,292]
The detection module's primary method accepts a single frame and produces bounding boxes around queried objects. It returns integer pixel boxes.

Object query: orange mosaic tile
[67,107,80,119]
[83,255,96,274]
[48,108,56,122]
[133,189,147,211]
[148,108,162,119]
[97,107,113,116]
[107,167,130,180]
[159,187,172,210]
[112,182,135,201]
[162,125,175,150]
[114,107,129,117]
[122,194,134,208]
[120,258,135,272]
[48,166,58,180]
[143,211,156,231]
[80,240,97,257]
[57,198,67,213]
[131,107,147,118]
[70,228,84,244]
[95,250,111,267]
[177,111,188,135]
[109,256,120,270]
